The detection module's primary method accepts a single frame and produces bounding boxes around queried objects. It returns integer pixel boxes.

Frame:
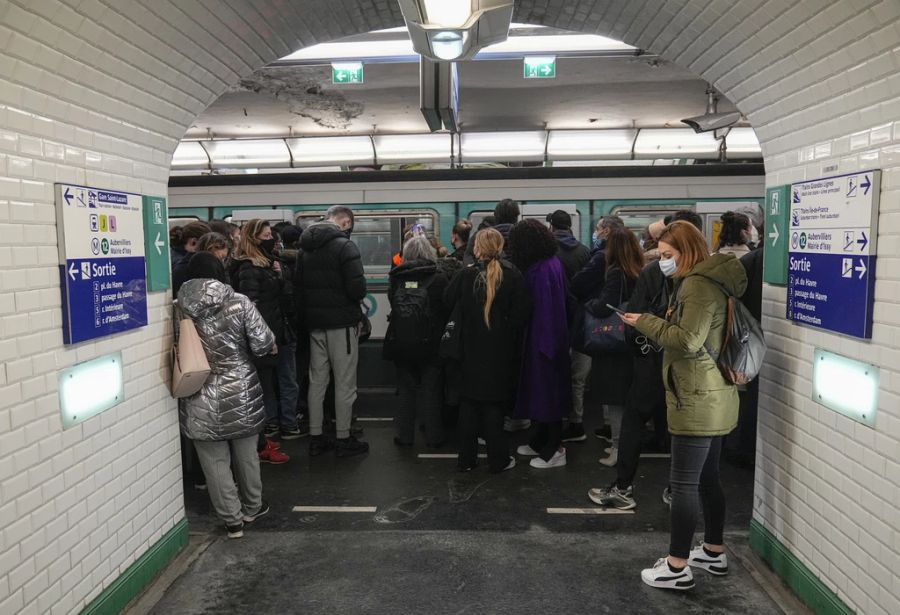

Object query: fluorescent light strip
[203,139,291,168]
[374,133,452,163]
[634,128,719,159]
[461,131,547,162]
[279,32,635,62]
[547,129,636,160]
[287,136,375,166]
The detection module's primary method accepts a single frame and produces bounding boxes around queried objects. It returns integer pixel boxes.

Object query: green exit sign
[524,56,556,79]
[332,62,363,84]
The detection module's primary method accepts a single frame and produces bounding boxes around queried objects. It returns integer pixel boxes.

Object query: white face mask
[659,257,677,277]
[749,226,759,246]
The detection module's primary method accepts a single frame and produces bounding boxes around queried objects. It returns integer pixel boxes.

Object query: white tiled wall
[0,0,898,613]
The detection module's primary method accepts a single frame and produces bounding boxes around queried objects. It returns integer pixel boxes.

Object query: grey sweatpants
[569,351,592,424]
[308,326,359,439]
[194,435,263,526]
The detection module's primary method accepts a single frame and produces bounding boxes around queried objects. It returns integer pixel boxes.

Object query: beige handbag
[171,318,211,398]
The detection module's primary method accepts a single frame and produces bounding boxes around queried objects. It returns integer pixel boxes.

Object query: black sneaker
[309,435,335,457]
[281,422,309,440]
[226,522,244,539]
[561,423,587,442]
[243,500,270,523]
[264,422,280,438]
[335,435,369,458]
[593,424,612,441]
[350,422,364,437]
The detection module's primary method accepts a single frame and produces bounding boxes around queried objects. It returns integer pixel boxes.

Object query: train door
[694,201,762,252]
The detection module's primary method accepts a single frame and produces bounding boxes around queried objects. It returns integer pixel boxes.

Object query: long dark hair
[605,226,644,280]
[717,211,751,249]
[508,219,558,272]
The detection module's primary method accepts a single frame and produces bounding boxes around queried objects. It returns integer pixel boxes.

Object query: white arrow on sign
[768,223,779,247]
[68,262,77,281]
[154,232,164,255]
[855,259,867,279]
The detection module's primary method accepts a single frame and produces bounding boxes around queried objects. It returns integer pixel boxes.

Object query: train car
[169,165,765,388]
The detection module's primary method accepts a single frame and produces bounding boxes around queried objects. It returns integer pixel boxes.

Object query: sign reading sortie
[55,183,149,344]
[787,170,880,339]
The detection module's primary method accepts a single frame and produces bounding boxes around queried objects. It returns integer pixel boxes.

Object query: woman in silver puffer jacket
[177,252,276,539]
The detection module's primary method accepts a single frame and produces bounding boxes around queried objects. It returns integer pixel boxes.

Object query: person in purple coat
[508,219,573,469]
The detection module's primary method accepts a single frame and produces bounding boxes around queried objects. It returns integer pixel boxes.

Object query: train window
[468,204,580,233]
[606,207,688,236]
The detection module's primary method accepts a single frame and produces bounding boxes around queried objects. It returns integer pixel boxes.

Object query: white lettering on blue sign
[787,170,880,339]
[55,183,148,344]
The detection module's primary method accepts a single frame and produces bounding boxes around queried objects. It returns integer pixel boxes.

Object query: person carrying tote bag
[171,310,211,398]
[581,226,644,466]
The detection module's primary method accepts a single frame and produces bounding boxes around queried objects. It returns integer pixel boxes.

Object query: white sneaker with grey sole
[598,446,618,466]
[516,444,539,456]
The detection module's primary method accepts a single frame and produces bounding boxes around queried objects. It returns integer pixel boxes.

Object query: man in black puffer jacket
[294,206,369,458]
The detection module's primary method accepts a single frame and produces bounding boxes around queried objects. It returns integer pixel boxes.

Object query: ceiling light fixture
[398,0,513,61]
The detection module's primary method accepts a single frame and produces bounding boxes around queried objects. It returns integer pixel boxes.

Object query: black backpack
[384,275,434,361]
[698,275,767,386]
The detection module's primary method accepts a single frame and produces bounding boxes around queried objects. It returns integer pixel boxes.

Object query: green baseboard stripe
[81,517,189,615]
[749,519,854,615]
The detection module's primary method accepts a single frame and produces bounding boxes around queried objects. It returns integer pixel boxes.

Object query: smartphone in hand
[606,303,626,315]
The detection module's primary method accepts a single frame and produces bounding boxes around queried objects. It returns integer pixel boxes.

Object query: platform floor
[151,391,787,615]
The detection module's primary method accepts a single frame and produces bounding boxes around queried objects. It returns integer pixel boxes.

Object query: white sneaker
[502,456,516,471]
[529,449,567,468]
[599,446,618,466]
[516,444,539,456]
[477,437,486,446]
[688,545,728,576]
[641,557,694,590]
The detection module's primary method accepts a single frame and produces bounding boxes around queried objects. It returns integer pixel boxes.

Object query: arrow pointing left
[64,187,73,206]
[154,232,164,255]
[68,262,77,281]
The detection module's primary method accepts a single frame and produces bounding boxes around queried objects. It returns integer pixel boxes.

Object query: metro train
[168,165,765,388]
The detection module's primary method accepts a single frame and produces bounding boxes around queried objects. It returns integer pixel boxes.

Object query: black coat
[584,265,637,405]
[384,260,450,364]
[570,247,606,302]
[170,248,191,296]
[740,247,763,322]
[444,260,531,402]
[552,230,590,283]
[294,222,367,330]
[234,259,289,344]
[462,223,515,266]
[625,259,672,415]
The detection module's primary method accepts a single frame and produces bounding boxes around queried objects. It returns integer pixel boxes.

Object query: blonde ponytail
[482,258,503,329]
[474,228,504,329]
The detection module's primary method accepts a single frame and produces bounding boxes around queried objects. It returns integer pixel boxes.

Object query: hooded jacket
[295,222,367,330]
[234,257,290,344]
[177,279,275,441]
[462,222,515,266]
[552,229,590,283]
[634,253,748,436]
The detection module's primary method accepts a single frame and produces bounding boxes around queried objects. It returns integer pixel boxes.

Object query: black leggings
[669,435,726,559]
[529,421,563,462]
[458,399,508,472]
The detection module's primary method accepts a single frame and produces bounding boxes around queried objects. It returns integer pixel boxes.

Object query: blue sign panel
[55,184,149,345]
[787,170,880,339]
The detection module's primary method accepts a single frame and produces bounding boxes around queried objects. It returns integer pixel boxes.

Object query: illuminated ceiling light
[633,128,719,159]
[171,141,210,169]
[461,131,547,163]
[286,136,375,167]
[398,0,513,61]
[203,139,291,168]
[547,130,637,160]
[374,133,452,163]
[725,127,762,156]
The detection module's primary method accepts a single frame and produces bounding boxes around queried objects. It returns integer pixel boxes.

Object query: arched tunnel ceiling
[185,28,741,139]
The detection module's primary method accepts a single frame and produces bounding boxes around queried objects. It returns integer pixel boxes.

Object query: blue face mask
[659,257,677,277]
[591,231,602,249]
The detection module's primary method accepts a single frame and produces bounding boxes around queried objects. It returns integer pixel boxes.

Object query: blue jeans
[276,340,299,428]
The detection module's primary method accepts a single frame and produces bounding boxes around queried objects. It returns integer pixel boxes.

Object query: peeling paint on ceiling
[232,67,364,130]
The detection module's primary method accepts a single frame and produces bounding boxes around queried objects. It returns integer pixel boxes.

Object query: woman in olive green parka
[620,220,748,592]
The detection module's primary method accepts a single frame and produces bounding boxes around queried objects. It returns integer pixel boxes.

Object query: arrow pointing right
[68,262,77,281]
[855,259,867,279]
[857,231,868,251]
[861,175,872,195]
[154,232,164,255]
[768,223,780,247]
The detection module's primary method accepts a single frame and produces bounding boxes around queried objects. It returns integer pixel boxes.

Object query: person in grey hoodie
[177,252,276,539]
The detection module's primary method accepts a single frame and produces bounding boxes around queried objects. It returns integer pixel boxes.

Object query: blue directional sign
[55,184,148,344]
[787,170,880,339]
